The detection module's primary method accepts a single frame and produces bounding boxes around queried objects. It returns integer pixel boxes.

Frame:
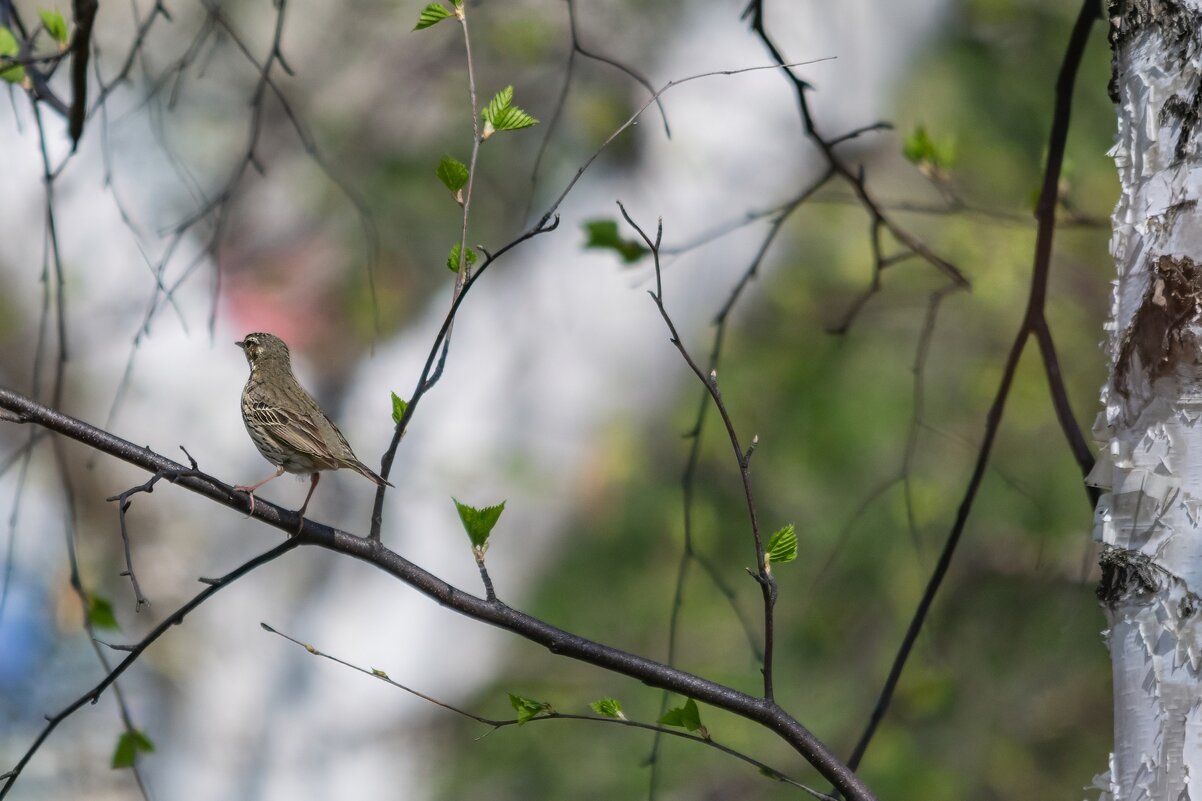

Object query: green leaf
[88,594,120,631]
[110,729,155,769]
[489,105,538,132]
[766,523,797,565]
[483,85,513,124]
[446,242,477,273]
[902,125,955,171]
[414,3,452,29]
[435,155,469,193]
[371,667,389,679]
[508,692,549,724]
[659,698,703,732]
[590,698,626,720]
[0,27,25,84]
[481,85,538,137]
[391,392,408,424]
[454,497,505,550]
[582,219,648,264]
[39,10,68,45]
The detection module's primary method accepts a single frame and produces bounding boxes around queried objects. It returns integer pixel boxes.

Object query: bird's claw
[233,486,257,518]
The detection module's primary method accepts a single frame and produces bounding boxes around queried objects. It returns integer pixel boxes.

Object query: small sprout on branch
[744,433,759,462]
[88,594,121,631]
[766,524,798,568]
[454,497,505,555]
[582,219,649,264]
[391,392,409,425]
[589,698,627,720]
[659,697,708,739]
[481,85,538,139]
[508,692,551,724]
[413,2,452,30]
[371,667,390,679]
[110,729,155,769]
[38,9,69,46]
[0,27,25,84]
[902,125,955,178]
[447,242,477,273]
[436,155,469,203]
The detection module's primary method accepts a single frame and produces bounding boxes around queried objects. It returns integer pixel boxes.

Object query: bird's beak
[235,340,245,349]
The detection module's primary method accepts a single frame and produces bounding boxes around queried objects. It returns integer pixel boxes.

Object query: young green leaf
[483,85,513,124]
[88,594,120,631]
[902,125,955,171]
[0,27,25,84]
[480,85,538,138]
[446,242,477,273]
[110,729,155,769]
[766,523,797,566]
[454,497,505,550]
[508,692,549,724]
[590,698,626,720]
[391,392,408,425]
[39,9,68,45]
[659,698,703,733]
[435,155,469,193]
[371,667,390,679]
[582,219,648,264]
[414,3,452,30]
[489,105,537,133]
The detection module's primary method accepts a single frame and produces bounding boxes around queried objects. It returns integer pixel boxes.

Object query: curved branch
[0,386,877,801]
[0,538,299,797]
[840,0,1101,776]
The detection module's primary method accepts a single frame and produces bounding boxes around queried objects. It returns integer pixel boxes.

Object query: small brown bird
[235,332,391,528]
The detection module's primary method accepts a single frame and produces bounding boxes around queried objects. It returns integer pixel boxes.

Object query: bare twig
[617,203,780,701]
[263,622,837,801]
[647,166,835,796]
[104,447,205,609]
[0,539,299,797]
[839,0,1101,778]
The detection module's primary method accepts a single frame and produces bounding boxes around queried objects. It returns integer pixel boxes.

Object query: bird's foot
[233,485,257,518]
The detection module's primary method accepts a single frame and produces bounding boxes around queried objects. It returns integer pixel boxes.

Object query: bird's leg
[295,472,320,535]
[234,466,285,517]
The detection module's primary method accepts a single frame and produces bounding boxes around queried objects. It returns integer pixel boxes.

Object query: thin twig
[617,203,779,701]
[263,622,837,800]
[839,0,1101,778]
[0,539,299,797]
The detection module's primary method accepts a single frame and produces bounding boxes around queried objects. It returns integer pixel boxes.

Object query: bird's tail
[348,459,393,488]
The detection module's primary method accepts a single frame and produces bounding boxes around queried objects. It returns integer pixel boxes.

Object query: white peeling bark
[1090,2,1202,799]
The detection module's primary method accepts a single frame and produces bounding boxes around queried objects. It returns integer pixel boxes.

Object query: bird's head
[236,332,291,373]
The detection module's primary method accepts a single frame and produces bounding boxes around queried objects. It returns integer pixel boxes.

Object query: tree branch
[0,385,877,801]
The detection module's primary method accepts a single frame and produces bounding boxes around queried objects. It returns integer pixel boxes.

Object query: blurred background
[0,0,1116,799]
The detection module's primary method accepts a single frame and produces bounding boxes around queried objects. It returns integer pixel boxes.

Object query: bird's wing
[245,395,338,467]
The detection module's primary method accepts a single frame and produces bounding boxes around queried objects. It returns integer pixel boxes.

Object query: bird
[234,332,392,530]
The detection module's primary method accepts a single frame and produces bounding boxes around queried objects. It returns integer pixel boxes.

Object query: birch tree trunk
[1092,2,1202,798]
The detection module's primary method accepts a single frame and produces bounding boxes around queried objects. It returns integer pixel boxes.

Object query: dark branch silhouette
[0,384,877,801]
[840,0,1102,778]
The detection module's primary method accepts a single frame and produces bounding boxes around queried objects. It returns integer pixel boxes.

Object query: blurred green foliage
[429,1,1116,799]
